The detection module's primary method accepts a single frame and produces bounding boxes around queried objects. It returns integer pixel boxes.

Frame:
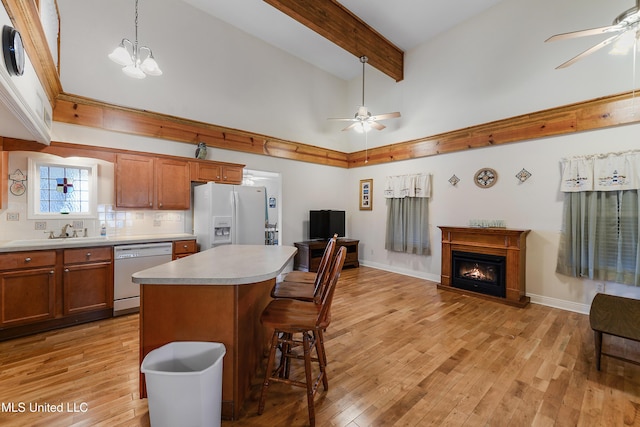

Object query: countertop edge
[133,245,297,286]
[0,234,196,252]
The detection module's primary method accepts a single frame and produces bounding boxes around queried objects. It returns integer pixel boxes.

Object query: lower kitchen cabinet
[172,239,197,259]
[0,250,56,328]
[63,247,113,315]
[0,247,113,341]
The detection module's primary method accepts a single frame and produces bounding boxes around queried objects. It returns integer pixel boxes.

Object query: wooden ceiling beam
[263,0,404,81]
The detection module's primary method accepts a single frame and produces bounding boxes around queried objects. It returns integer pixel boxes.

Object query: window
[557,190,640,286]
[28,157,98,219]
[383,174,431,255]
[556,152,640,286]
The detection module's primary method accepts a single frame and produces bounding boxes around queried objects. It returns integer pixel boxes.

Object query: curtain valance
[383,174,431,198]
[560,151,640,192]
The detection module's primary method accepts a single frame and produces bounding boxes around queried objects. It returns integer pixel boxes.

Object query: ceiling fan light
[122,64,147,79]
[108,45,133,66]
[354,122,371,133]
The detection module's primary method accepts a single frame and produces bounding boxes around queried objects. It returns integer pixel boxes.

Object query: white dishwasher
[113,242,173,316]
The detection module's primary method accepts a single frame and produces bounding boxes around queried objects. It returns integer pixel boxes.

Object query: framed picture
[359,179,373,210]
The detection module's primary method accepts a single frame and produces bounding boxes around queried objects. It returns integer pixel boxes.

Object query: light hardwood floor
[1,266,640,426]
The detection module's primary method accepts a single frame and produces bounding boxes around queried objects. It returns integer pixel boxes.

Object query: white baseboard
[359,261,590,314]
[359,260,441,283]
[527,293,590,314]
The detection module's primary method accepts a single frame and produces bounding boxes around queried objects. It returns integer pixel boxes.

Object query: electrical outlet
[72,220,84,229]
[35,221,47,230]
[595,283,605,293]
[6,212,19,221]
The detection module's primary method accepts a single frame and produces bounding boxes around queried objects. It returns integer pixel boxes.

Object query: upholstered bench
[589,293,640,370]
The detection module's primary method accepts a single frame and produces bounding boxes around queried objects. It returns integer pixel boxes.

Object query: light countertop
[132,244,297,285]
[0,233,196,252]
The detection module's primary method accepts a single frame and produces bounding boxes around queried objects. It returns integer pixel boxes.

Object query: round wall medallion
[474,168,498,188]
[2,25,25,76]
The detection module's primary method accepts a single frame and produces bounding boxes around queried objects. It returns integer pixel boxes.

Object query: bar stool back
[271,235,337,302]
[258,246,347,427]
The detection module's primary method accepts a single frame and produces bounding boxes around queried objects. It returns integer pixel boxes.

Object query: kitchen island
[132,244,297,420]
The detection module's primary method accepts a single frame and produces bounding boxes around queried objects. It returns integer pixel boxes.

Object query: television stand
[293,239,359,271]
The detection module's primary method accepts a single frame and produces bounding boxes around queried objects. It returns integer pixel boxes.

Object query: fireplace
[438,226,530,307]
[452,251,506,298]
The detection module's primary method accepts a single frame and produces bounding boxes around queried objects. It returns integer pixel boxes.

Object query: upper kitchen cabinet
[190,160,244,185]
[115,154,154,209]
[115,154,190,210]
[155,158,190,209]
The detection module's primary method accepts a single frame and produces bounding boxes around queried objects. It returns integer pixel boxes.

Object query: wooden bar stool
[271,235,337,302]
[258,246,346,427]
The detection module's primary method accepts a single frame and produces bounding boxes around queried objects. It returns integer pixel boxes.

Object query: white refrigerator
[194,182,267,249]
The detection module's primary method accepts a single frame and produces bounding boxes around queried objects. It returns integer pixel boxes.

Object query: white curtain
[384,174,431,255]
[557,151,640,286]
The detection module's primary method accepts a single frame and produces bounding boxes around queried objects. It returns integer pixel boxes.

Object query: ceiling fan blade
[370,121,386,130]
[555,32,625,69]
[545,25,621,42]
[327,117,357,121]
[371,112,401,121]
[342,122,360,131]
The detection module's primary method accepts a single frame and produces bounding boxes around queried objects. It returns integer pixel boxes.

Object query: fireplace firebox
[452,251,506,298]
[438,226,530,307]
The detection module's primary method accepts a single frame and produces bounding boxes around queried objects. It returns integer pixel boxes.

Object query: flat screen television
[309,210,345,239]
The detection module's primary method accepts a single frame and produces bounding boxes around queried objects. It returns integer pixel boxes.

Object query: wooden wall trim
[53,93,350,168]
[348,91,640,167]
[51,91,640,170]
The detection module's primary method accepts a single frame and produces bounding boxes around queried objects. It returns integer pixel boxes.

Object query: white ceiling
[180,0,506,80]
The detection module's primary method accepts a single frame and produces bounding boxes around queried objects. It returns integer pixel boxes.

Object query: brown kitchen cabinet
[0,251,56,328]
[115,154,190,209]
[62,247,113,315]
[172,239,197,259]
[190,160,244,184]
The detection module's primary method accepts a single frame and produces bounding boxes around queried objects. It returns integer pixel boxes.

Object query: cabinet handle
[183,245,188,249]
[64,268,70,273]
[159,203,163,207]
[50,270,54,274]
[24,257,31,263]
[149,202,153,207]
[86,252,91,258]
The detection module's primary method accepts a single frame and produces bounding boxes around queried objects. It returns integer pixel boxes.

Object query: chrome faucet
[60,224,73,238]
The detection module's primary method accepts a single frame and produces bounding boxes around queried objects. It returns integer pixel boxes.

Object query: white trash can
[141,341,226,427]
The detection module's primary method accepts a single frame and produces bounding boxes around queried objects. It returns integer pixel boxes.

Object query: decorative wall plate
[474,168,497,188]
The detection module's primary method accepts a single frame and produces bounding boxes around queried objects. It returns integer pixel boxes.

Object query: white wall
[56,0,349,152]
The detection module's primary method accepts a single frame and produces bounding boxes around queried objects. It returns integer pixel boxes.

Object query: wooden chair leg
[315,329,329,390]
[594,330,603,371]
[258,331,280,415]
[303,332,316,427]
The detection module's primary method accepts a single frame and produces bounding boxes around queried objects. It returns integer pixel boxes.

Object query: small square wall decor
[516,168,532,183]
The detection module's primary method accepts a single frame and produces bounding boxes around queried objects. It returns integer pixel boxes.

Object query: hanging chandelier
[108,0,162,79]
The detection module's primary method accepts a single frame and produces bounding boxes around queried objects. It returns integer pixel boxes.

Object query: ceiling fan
[328,56,400,132]
[546,0,640,69]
